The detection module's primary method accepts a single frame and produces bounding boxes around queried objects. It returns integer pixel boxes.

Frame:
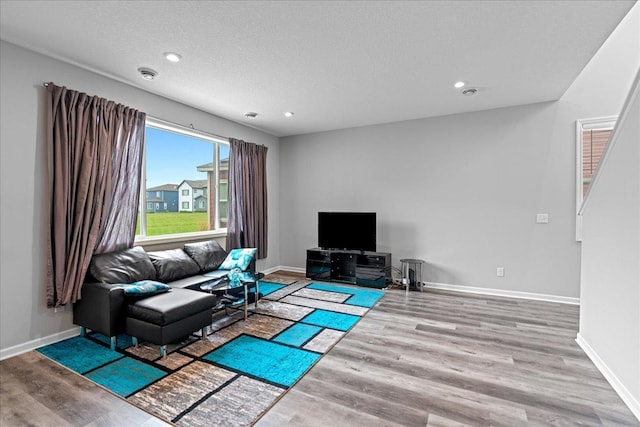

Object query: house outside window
[136,118,230,240]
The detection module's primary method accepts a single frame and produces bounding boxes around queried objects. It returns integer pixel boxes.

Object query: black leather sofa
[73,240,254,355]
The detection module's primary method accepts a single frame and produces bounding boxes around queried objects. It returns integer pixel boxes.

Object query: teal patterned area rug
[37,279,384,427]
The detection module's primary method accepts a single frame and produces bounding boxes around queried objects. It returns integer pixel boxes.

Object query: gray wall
[569,5,639,412]
[0,41,280,352]
[579,72,639,411]
[279,4,639,301]
[280,102,582,297]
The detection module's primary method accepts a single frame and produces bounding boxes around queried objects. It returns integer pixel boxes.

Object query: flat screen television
[318,212,376,252]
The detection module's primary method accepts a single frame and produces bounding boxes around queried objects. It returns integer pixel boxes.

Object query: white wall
[573,3,639,417]
[579,71,639,417]
[279,4,640,302]
[0,41,280,354]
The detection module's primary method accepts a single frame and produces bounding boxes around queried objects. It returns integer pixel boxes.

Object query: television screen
[318,212,376,252]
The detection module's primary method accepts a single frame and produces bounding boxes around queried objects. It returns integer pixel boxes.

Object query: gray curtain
[45,83,145,307]
[225,138,268,259]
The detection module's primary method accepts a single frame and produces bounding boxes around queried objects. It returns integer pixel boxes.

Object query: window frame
[135,117,229,245]
[575,116,617,241]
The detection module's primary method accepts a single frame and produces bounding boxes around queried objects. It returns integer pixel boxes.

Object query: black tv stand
[306,248,391,288]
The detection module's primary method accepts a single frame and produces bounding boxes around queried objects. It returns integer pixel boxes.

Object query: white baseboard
[0,327,81,361]
[576,333,640,421]
[273,267,580,304]
[270,265,306,274]
[424,281,580,305]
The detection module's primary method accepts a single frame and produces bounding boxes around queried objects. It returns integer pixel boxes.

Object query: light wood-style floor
[2,272,638,426]
[256,275,638,426]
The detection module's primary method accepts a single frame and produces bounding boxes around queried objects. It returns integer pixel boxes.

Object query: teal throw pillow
[121,280,172,299]
[226,269,257,289]
[219,248,257,271]
[227,268,243,289]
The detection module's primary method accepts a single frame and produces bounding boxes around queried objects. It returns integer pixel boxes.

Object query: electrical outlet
[497,267,504,277]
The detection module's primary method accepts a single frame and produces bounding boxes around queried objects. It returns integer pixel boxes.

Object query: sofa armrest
[73,282,127,338]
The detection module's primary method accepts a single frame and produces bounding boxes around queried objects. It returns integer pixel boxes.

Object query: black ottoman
[126,288,217,357]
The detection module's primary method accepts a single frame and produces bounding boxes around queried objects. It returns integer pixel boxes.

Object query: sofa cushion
[121,280,172,299]
[183,240,227,272]
[219,248,257,271]
[167,274,216,290]
[127,288,216,326]
[89,246,156,284]
[147,249,201,283]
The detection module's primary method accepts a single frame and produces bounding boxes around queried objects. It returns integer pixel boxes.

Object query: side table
[400,259,425,294]
[200,272,264,320]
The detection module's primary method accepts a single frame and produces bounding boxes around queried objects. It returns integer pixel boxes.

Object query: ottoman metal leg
[160,345,167,358]
[110,336,117,351]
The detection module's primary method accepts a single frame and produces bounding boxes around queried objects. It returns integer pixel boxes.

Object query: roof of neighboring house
[196,158,229,172]
[147,184,179,192]
[179,179,208,189]
[146,198,165,203]
[194,195,208,201]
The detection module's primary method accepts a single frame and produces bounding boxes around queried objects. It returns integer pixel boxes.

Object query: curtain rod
[43,82,264,146]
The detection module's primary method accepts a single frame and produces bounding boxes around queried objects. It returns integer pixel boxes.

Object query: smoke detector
[244,112,258,118]
[137,67,158,80]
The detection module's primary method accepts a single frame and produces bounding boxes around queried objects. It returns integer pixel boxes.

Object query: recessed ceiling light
[454,81,465,88]
[244,112,258,118]
[284,111,294,117]
[137,67,158,80]
[462,88,478,96]
[164,52,182,62]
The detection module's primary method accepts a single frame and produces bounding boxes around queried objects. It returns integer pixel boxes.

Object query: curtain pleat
[45,83,145,307]
[225,139,268,259]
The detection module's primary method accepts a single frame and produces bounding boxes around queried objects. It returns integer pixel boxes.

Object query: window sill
[134,230,227,247]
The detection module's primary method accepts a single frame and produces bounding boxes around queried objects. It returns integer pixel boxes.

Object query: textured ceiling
[0,0,636,137]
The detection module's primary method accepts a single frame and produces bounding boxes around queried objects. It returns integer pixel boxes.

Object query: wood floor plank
[257,286,638,426]
[0,351,170,426]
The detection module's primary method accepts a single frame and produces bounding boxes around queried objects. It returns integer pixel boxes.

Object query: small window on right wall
[575,116,617,241]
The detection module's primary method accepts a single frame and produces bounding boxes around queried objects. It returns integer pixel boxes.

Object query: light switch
[536,213,549,224]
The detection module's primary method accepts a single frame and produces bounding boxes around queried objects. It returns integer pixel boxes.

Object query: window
[219,181,228,227]
[576,116,616,240]
[136,118,230,240]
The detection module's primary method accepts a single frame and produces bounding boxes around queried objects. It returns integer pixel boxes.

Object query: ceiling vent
[137,67,158,80]
[462,88,478,96]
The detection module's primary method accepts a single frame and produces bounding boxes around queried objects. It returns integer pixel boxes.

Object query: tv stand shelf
[306,248,391,288]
